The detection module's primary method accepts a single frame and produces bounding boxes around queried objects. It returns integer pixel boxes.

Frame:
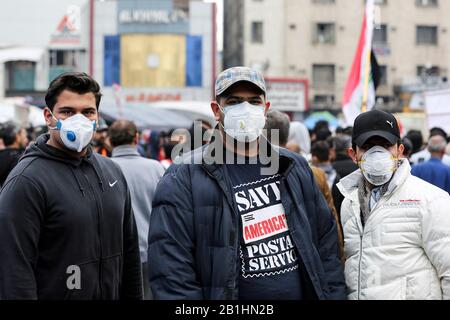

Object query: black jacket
[332,154,358,218]
[0,148,22,187]
[0,134,142,299]
[148,140,346,300]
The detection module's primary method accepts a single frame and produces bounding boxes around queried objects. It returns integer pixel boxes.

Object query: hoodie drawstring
[70,167,86,197]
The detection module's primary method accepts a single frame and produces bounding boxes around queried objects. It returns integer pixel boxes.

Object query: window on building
[416,0,438,7]
[49,50,81,82]
[313,64,335,87]
[313,95,335,108]
[416,26,438,45]
[313,23,335,44]
[312,0,335,4]
[5,61,36,91]
[373,24,388,45]
[49,50,78,67]
[417,65,440,77]
[251,21,263,43]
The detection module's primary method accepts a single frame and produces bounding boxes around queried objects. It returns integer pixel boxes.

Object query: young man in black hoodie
[0,72,142,300]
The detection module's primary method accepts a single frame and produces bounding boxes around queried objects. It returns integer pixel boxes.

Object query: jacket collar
[111,145,140,158]
[337,159,412,202]
[200,133,295,178]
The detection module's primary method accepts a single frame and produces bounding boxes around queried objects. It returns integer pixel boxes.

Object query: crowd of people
[0,68,449,300]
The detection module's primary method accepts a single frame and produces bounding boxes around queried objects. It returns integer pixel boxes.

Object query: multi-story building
[0,0,216,106]
[224,0,450,111]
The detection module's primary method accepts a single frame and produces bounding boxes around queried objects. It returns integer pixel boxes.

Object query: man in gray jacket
[109,120,165,299]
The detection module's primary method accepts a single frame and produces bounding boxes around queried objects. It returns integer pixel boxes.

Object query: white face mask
[219,101,266,143]
[358,146,398,186]
[49,112,97,152]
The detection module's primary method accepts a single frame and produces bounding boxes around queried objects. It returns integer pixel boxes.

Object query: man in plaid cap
[147,67,345,300]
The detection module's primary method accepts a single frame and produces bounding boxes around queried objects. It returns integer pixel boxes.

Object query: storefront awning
[0,47,45,63]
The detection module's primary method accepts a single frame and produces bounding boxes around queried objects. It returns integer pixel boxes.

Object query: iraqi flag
[342,0,381,126]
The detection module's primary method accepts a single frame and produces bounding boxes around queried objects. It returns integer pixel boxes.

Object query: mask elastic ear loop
[47,109,60,130]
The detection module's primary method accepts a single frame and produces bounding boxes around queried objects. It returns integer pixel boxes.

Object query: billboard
[265,78,308,112]
[121,34,186,88]
[117,0,189,34]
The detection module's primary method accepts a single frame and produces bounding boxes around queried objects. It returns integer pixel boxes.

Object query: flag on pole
[342,0,380,126]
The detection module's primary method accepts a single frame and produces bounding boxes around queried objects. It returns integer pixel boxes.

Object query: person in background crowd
[92,117,111,157]
[332,135,358,179]
[405,129,423,156]
[338,110,450,300]
[311,141,339,191]
[331,134,358,218]
[0,121,29,187]
[309,120,332,144]
[265,110,345,262]
[188,119,213,151]
[287,121,311,157]
[148,66,345,300]
[410,127,450,166]
[411,135,450,194]
[400,137,413,161]
[157,129,188,169]
[109,120,165,299]
[0,72,142,299]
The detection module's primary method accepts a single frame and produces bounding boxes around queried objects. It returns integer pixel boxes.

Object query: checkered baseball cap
[215,66,266,97]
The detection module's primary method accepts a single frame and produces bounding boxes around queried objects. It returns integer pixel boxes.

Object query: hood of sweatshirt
[21,134,106,194]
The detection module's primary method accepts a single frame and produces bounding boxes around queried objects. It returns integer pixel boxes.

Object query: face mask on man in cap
[212,67,270,144]
[349,110,404,187]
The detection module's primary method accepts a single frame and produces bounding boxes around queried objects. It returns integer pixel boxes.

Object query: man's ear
[211,101,221,122]
[43,107,54,126]
[398,144,405,158]
[264,100,271,115]
[348,147,358,164]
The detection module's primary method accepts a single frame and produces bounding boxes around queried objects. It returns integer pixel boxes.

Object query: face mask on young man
[358,145,399,186]
[219,101,266,143]
[48,111,97,152]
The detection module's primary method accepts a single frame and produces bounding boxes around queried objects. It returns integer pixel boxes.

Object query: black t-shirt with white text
[225,158,303,300]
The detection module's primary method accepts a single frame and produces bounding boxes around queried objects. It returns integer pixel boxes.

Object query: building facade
[0,0,216,107]
[224,0,450,111]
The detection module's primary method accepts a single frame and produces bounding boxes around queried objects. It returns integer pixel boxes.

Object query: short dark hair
[265,110,290,147]
[0,121,20,146]
[405,129,423,154]
[333,135,352,155]
[315,128,332,141]
[429,127,447,139]
[311,140,330,162]
[45,72,102,111]
[109,120,138,147]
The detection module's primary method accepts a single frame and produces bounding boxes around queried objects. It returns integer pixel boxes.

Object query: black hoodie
[0,134,142,299]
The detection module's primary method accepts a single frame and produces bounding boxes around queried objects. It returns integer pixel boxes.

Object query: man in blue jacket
[411,135,450,194]
[147,67,346,300]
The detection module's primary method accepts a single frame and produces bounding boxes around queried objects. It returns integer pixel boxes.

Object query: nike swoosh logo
[109,180,118,187]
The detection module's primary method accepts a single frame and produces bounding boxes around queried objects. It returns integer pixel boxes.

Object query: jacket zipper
[356,190,396,299]
[81,167,103,297]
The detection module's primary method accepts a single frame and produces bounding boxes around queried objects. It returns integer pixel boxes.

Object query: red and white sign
[241,204,288,244]
[50,5,81,46]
